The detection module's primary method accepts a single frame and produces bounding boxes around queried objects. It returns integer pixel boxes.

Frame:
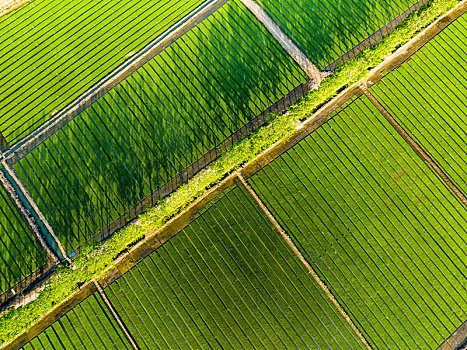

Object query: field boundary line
[437,319,467,350]
[94,280,140,350]
[238,0,325,88]
[3,0,229,164]
[237,173,373,350]
[360,83,467,206]
[3,3,465,348]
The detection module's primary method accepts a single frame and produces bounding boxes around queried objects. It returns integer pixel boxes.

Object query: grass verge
[0,0,29,18]
[0,0,459,346]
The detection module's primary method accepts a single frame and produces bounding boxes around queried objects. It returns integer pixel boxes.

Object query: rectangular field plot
[0,0,205,144]
[19,292,132,350]
[371,14,467,197]
[12,0,306,255]
[0,179,48,295]
[256,0,418,69]
[249,96,467,349]
[104,185,365,350]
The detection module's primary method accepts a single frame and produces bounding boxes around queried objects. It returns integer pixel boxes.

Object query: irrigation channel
[0,0,466,349]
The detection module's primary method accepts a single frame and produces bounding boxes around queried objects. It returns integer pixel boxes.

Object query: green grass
[0,0,206,143]
[249,95,467,349]
[371,14,467,196]
[20,292,132,349]
[13,0,306,255]
[257,0,418,69]
[0,181,48,294]
[0,0,460,346]
[104,185,365,349]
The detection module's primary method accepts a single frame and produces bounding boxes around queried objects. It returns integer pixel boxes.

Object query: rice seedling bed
[0,0,205,144]
[249,94,467,349]
[103,185,366,349]
[256,0,419,69]
[11,0,306,256]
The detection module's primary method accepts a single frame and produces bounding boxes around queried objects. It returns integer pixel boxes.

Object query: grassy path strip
[0,0,462,347]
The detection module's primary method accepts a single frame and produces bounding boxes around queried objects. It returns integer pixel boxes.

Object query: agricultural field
[371,14,467,195]
[257,0,419,69]
[12,0,306,255]
[105,185,366,349]
[19,293,133,349]
[0,0,425,146]
[0,0,465,349]
[0,182,48,294]
[0,0,206,144]
[244,21,467,347]
[249,94,467,349]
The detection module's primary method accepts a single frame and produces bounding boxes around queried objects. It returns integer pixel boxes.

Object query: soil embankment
[0,0,30,17]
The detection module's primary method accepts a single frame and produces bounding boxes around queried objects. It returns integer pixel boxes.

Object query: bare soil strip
[0,0,30,18]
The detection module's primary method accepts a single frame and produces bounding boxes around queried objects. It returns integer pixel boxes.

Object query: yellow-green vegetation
[0,0,459,346]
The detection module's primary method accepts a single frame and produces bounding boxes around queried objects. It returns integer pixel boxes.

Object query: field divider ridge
[3,0,230,165]
[2,2,465,348]
[237,173,373,350]
[238,0,325,89]
[360,82,467,207]
[93,280,140,350]
[437,319,467,350]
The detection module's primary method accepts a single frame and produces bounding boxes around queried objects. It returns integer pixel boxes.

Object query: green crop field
[0,1,465,348]
[372,14,467,195]
[249,94,467,349]
[20,293,132,349]
[103,185,365,349]
[0,0,423,146]
[0,182,48,294]
[257,0,418,69]
[12,0,306,255]
[0,0,205,144]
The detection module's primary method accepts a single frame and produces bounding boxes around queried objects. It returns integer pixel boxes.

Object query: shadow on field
[12,0,305,253]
